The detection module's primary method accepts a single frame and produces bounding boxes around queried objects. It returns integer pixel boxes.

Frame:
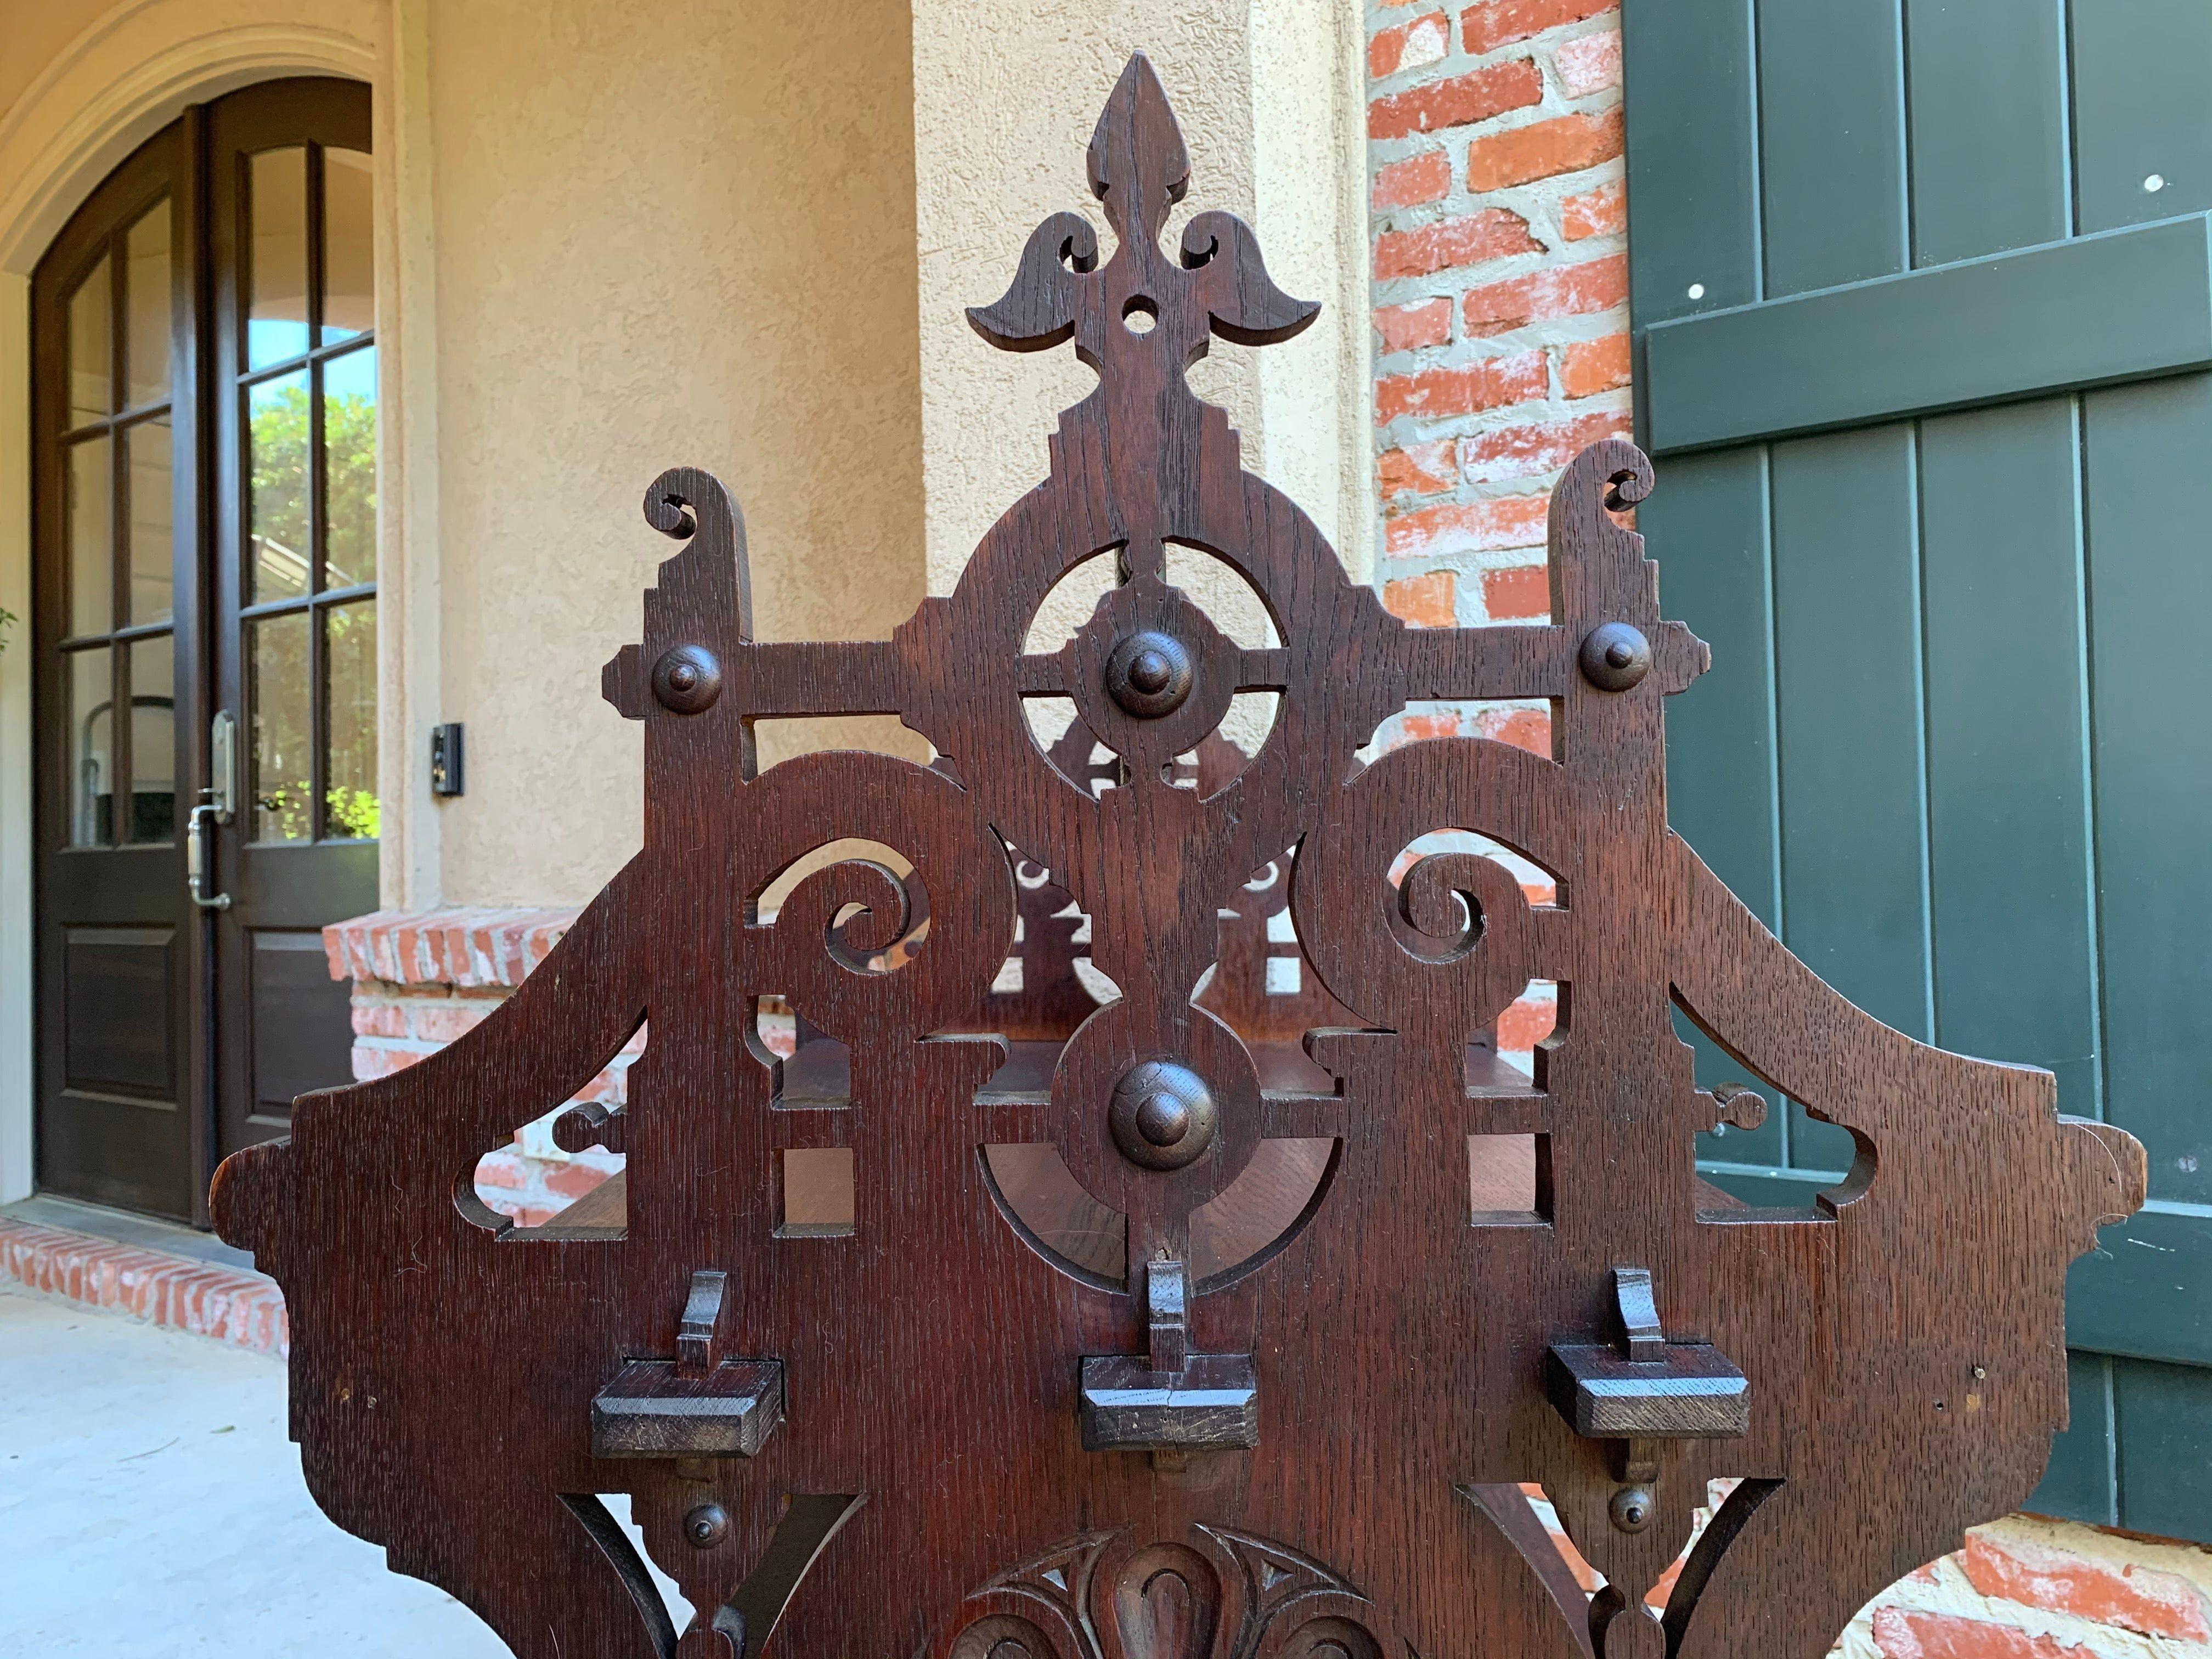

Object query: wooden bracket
[591,1269,785,1458]
[1079,1259,1259,1453]
[1545,1267,1749,1441]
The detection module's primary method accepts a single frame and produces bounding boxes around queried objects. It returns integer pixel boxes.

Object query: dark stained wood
[31,113,204,1219]
[212,52,2149,1659]
[591,1360,785,1460]
[205,79,380,1164]
[1079,1257,1261,1453]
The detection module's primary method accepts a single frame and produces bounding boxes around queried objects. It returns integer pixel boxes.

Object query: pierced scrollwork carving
[211,48,2145,1659]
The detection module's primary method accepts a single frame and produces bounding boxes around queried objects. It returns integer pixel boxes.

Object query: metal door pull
[186,799,231,911]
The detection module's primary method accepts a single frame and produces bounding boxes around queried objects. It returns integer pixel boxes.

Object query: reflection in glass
[125,417,173,625]
[68,647,115,847]
[326,601,379,839]
[125,202,171,407]
[246,147,309,368]
[322,149,374,345]
[323,347,377,588]
[68,253,111,425]
[127,634,176,843]
[247,369,310,600]
[250,611,311,842]
[68,437,113,637]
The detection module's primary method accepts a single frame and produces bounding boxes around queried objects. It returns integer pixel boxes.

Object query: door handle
[208,710,238,823]
[188,798,232,911]
[190,711,238,912]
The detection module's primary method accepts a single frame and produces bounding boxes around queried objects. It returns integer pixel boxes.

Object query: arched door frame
[0,0,438,1207]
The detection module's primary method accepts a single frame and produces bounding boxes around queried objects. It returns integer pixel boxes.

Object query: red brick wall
[328,908,622,1225]
[1365,0,1628,1071]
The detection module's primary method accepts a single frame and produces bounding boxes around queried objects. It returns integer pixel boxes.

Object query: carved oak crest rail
[212,54,2146,1659]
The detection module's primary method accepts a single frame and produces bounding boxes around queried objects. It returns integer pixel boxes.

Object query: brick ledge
[323,906,582,990]
[0,1216,287,1357]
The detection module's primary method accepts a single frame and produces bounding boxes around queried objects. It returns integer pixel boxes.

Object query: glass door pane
[67,254,111,425]
[125,417,173,625]
[66,646,116,847]
[127,634,176,843]
[322,346,375,588]
[325,601,378,839]
[322,149,374,346]
[246,148,309,369]
[66,437,114,637]
[124,202,171,408]
[249,610,312,842]
[246,370,310,601]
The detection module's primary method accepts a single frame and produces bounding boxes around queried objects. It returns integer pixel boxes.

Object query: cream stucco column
[418,0,930,905]
[908,0,1372,598]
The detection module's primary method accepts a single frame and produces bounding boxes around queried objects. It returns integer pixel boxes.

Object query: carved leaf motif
[1198,1526,1364,1658]
[968,1531,1118,1659]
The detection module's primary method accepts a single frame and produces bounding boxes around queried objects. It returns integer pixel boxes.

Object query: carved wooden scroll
[212,55,2146,1659]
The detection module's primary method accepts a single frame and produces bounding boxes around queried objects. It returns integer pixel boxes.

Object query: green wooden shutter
[1622,0,2212,1539]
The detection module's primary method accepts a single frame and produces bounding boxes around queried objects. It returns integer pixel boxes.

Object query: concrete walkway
[0,1285,509,1656]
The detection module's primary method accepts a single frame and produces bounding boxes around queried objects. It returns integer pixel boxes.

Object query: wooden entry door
[30,79,377,1223]
[205,82,380,1161]
[31,119,206,1220]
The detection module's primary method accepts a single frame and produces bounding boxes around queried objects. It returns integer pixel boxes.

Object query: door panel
[1770,426,1929,1045]
[1755,2,1906,294]
[63,927,178,1098]
[32,119,204,1221]
[1919,400,2102,1111]
[2072,0,2212,234]
[2082,371,2212,1205]
[1904,0,2069,265]
[1625,0,2212,1537]
[249,929,359,1124]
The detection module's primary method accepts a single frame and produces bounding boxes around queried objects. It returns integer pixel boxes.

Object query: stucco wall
[424,0,929,906]
[910,0,1369,601]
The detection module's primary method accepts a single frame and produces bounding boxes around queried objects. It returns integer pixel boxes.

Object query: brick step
[0,1215,287,1357]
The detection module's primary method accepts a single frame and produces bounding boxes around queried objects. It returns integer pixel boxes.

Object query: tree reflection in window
[245,354,378,842]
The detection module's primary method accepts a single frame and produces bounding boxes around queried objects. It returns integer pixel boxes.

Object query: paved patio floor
[0,1285,509,1656]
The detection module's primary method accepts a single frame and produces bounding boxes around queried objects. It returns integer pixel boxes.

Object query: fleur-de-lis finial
[1087,53,1190,245]
[968,52,1318,360]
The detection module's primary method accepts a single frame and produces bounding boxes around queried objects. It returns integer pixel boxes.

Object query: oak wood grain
[211,52,2146,1659]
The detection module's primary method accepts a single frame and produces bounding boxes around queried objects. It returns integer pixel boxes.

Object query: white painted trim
[0,3,382,277]
[0,1,398,1204]
[0,275,31,1202]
